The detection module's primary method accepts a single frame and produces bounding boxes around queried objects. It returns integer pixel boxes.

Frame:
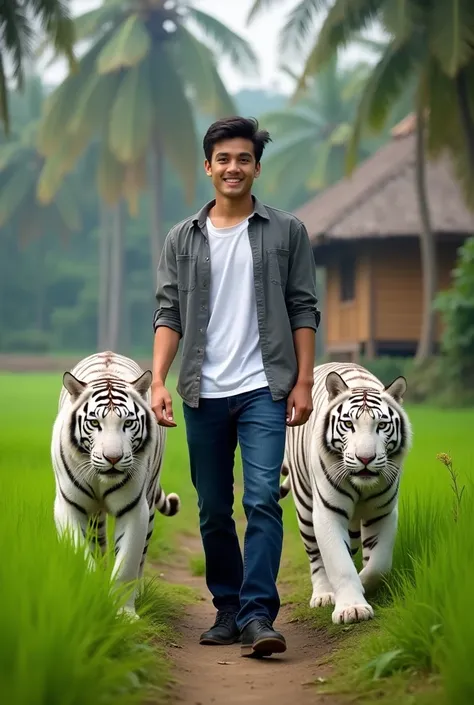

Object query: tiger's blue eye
[124,419,134,428]
[343,420,354,430]
[378,422,388,430]
[89,419,100,428]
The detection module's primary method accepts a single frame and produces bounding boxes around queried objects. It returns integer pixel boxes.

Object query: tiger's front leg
[112,496,149,620]
[312,496,374,625]
[358,507,398,595]
[54,493,96,571]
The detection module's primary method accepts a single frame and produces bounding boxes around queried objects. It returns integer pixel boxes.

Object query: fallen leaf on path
[169,643,183,649]
[217,661,235,665]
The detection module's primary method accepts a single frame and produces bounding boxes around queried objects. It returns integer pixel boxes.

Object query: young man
[151,117,320,658]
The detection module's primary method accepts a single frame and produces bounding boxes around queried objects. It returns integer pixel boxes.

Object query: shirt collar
[192,194,270,229]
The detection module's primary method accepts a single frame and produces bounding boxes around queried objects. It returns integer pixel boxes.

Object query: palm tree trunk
[149,141,164,287]
[98,202,111,350]
[455,67,474,177]
[415,105,437,361]
[108,201,124,352]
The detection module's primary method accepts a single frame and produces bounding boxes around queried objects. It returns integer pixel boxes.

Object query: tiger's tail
[155,486,181,516]
[280,465,291,499]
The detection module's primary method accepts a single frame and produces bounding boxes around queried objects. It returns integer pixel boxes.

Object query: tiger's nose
[103,454,123,466]
[356,454,376,466]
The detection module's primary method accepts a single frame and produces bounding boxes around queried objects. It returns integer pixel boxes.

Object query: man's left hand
[286,380,313,427]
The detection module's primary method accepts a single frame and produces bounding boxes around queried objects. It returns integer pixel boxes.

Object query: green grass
[0,373,196,705]
[1,372,473,704]
[279,404,474,704]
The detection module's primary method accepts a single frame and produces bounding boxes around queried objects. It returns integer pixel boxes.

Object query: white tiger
[51,350,180,619]
[281,361,412,625]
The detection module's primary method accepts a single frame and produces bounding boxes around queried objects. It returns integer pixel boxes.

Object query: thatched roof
[294,114,474,246]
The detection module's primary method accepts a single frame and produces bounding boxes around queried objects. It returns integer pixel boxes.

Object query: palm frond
[148,42,199,204]
[172,25,235,117]
[96,13,151,74]
[259,109,318,135]
[37,22,118,154]
[1,1,32,87]
[428,0,474,77]
[30,0,77,70]
[297,0,384,89]
[74,4,123,41]
[184,7,258,74]
[345,35,422,174]
[108,62,154,162]
[278,0,329,58]
[246,0,288,24]
[0,53,9,134]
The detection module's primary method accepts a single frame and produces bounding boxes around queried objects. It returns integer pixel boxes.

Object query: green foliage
[0,85,296,355]
[281,403,474,704]
[0,374,196,705]
[435,236,474,398]
[37,0,256,211]
[0,0,76,133]
[257,56,387,210]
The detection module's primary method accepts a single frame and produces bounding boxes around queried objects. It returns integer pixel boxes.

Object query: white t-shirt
[199,215,268,398]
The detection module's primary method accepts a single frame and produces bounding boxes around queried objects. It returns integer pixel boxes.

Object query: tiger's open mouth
[98,469,123,478]
[353,469,379,477]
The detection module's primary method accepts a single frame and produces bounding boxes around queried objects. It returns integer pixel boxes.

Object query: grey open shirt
[153,196,320,408]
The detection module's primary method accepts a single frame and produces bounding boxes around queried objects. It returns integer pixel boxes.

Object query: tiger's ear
[132,370,153,397]
[326,371,349,402]
[384,376,407,403]
[63,372,87,401]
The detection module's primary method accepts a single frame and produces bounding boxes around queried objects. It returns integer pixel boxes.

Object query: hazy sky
[44,0,336,94]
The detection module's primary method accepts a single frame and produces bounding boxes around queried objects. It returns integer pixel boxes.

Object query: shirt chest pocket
[177,254,197,293]
[267,248,289,288]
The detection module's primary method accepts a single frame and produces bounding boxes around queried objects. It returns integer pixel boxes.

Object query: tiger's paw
[310,591,335,608]
[332,601,374,625]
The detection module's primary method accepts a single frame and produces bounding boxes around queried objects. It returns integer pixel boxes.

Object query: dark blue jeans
[183,386,287,631]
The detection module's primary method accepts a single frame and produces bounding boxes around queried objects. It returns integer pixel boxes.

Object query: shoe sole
[199,636,240,646]
[241,636,287,658]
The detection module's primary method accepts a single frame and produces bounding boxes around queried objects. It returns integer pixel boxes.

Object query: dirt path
[159,539,341,705]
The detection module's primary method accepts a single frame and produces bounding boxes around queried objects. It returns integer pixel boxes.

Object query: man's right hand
[151,383,177,427]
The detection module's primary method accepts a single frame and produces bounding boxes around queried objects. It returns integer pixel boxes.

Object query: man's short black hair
[203,116,272,164]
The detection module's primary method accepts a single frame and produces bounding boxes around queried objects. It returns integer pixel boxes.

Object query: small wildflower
[436,453,465,522]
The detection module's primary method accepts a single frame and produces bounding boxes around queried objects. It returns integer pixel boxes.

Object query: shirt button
[203,281,208,288]
[199,328,204,333]
[205,257,209,262]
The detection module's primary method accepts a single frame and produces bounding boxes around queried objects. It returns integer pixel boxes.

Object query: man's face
[204,137,261,199]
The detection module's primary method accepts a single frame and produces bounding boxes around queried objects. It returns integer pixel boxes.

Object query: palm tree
[249,0,474,360]
[0,75,81,243]
[258,57,378,210]
[36,0,258,273]
[0,0,76,133]
[35,0,257,353]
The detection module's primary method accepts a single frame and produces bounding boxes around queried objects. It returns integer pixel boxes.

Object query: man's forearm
[152,326,181,386]
[293,327,315,385]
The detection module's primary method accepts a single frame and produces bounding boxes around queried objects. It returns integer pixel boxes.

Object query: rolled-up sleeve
[153,231,182,336]
[286,221,321,332]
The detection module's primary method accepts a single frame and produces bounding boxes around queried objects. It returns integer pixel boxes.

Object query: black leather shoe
[199,609,240,645]
[240,617,287,658]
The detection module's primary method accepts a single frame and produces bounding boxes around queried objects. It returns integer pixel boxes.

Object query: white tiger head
[322,371,412,490]
[62,370,154,480]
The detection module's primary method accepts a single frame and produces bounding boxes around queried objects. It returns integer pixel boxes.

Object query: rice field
[1,371,473,704]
